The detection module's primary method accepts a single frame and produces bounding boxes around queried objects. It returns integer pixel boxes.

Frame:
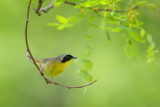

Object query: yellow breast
[42,59,72,77]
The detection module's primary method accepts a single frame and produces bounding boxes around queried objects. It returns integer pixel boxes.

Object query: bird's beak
[72,56,78,59]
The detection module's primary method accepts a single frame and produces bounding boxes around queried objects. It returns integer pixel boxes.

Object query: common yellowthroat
[26,53,77,77]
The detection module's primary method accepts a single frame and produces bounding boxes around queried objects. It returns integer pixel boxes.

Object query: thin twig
[35,0,43,16]
[35,0,55,16]
[25,0,46,78]
[39,0,55,13]
[25,0,97,89]
[55,80,97,89]
[64,1,139,13]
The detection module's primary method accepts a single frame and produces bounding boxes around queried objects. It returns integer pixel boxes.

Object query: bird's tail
[25,52,41,66]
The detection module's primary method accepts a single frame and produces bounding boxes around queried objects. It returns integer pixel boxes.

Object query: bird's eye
[61,55,73,63]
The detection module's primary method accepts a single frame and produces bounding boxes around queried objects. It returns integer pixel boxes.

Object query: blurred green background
[0,0,160,107]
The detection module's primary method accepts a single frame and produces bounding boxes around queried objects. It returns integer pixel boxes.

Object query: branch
[35,0,55,16]
[25,0,97,89]
[25,0,46,80]
[54,80,97,89]
[34,0,139,16]
[35,0,43,16]
[64,1,139,13]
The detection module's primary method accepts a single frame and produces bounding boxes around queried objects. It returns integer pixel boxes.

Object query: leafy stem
[64,1,139,13]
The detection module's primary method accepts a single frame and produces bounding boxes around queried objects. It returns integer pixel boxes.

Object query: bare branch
[39,0,55,13]
[54,80,97,89]
[35,0,43,16]
[35,0,55,16]
[64,1,139,13]
[25,0,47,82]
[25,0,97,89]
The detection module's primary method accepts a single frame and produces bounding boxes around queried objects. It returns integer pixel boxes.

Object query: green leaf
[124,39,140,58]
[147,50,156,58]
[56,15,68,24]
[131,41,140,57]
[57,25,65,30]
[128,30,145,43]
[147,34,153,43]
[146,34,157,64]
[112,27,121,32]
[124,42,133,59]
[108,20,119,25]
[135,1,147,5]
[77,1,100,7]
[78,70,94,82]
[147,57,156,63]
[83,60,93,71]
[68,16,77,22]
[100,1,108,5]
[54,2,62,7]
[147,45,153,52]
[147,3,158,10]
[140,28,146,38]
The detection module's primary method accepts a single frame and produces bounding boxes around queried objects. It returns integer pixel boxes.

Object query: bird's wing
[41,57,61,64]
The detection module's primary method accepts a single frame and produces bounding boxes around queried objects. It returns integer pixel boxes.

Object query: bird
[26,53,77,83]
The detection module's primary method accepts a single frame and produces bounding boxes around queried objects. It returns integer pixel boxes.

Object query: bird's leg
[51,77,55,85]
[39,69,43,74]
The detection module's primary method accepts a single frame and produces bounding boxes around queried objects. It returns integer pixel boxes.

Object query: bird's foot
[51,77,55,85]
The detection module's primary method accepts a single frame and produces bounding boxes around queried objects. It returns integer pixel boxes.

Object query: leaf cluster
[26,0,158,82]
